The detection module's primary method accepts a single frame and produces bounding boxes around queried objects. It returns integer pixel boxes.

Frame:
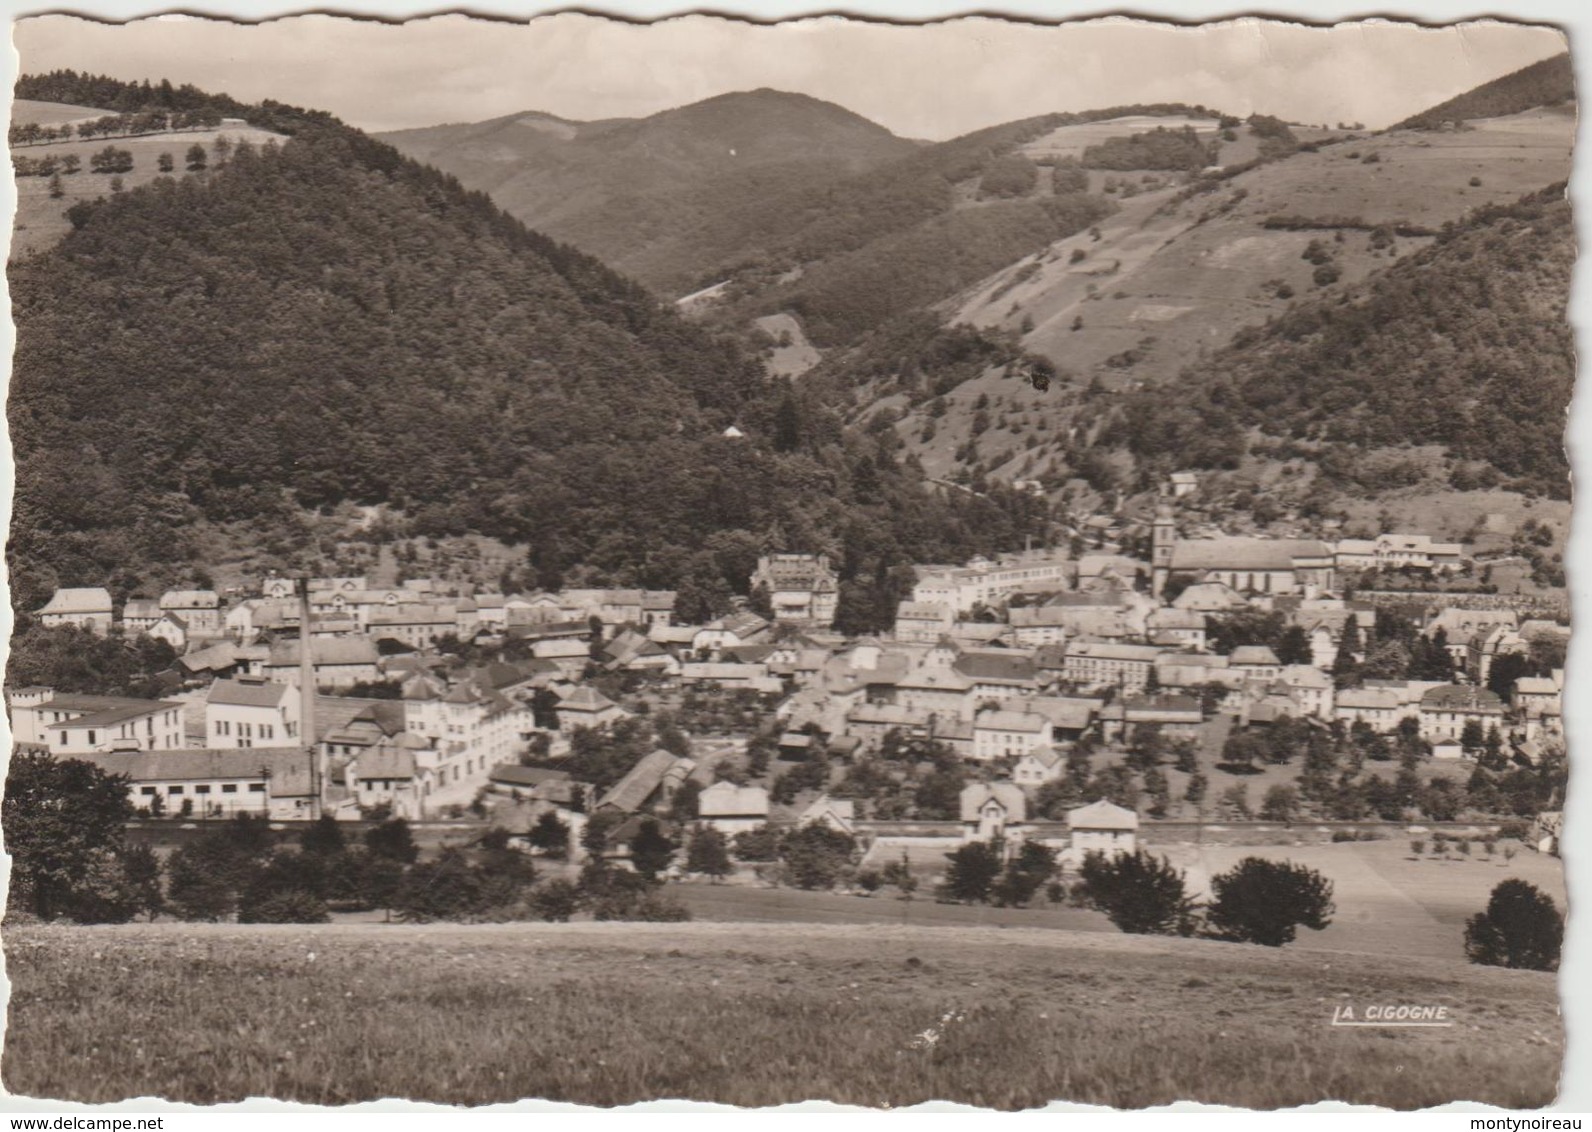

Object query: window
[247,784,265,793]
[261,724,274,740]
[196,784,211,794]
[218,720,230,736]
[221,784,238,794]
[140,786,157,796]
[86,730,96,746]
[167,785,184,795]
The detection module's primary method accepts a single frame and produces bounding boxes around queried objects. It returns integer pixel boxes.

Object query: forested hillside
[379,89,918,295]
[9,72,1054,632]
[1100,185,1574,498]
[1393,52,1572,130]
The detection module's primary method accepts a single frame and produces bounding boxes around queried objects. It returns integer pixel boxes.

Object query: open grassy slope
[10,101,287,259]
[2,920,1562,1109]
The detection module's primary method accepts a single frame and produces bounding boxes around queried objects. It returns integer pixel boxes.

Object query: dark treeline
[10,70,1052,631]
[1392,53,1573,130]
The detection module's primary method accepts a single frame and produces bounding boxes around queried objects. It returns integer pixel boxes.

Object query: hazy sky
[13,13,1570,138]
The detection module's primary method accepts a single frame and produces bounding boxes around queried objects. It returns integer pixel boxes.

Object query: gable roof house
[960,781,1028,843]
[697,781,771,834]
[37,587,115,635]
[1066,799,1139,856]
[594,750,696,816]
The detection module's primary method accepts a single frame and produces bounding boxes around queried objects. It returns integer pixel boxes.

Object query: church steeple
[1152,498,1176,600]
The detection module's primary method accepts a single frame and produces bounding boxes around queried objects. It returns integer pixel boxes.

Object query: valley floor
[2,919,1561,1110]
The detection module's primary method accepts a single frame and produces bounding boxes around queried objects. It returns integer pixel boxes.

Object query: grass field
[1,920,1561,1109]
[11,101,286,259]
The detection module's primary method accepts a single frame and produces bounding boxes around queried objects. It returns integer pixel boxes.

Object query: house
[1024,695,1101,743]
[1431,740,1464,761]
[1013,745,1065,786]
[37,587,114,635]
[71,746,312,818]
[1333,687,1403,733]
[912,550,1073,615]
[894,600,955,643]
[972,709,1049,761]
[1276,665,1334,720]
[696,782,771,835]
[1514,672,1563,720]
[1171,582,1247,614]
[1061,641,1164,693]
[595,749,696,815]
[1532,812,1562,856]
[368,604,458,650]
[8,687,186,753]
[1230,645,1282,683]
[692,612,772,657]
[121,599,164,635]
[1335,533,1463,574]
[1418,685,1505,743]
[1067,799,1138,855]
[960,781,1027,842]
[159,589,222,634]
[345,740,424,820]
[206,674,301,748]
[1147,607,1206,650]
[1103,694,1203,743]
[263,638,381,690]
[750,554,839,624]
[954,649,1039,702]
[798,794,856,834]
[1169,471,1199,498]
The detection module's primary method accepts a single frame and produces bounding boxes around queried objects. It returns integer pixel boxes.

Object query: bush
[778,825,857,891]
[1410,839,1426,855]
[1077,849,1198,935]
[732,826,780,862]
[1464,879,1562,971]
[1206,857,1334,946]
[530,879,583,922]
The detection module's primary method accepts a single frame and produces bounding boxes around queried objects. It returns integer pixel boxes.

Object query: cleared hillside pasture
[11,98,106,126]
[2,920,1561,1109]
[10,113,287,258]
[754,312,822,378]
[881,107,1574,496]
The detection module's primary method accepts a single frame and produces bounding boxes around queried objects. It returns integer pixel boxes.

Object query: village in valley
[12,466,1567,945]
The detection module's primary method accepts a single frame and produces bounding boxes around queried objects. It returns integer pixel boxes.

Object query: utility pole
[297,576,320,819]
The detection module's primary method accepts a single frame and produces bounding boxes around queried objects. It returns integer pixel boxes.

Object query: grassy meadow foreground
[3,921,1561,1110]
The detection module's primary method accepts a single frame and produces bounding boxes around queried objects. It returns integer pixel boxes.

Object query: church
[1152,504,1336,598]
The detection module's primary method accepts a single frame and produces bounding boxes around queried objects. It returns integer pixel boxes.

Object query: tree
[686,826,732,881]
[1333,619,1364,688]
[1275,625,1312,666]
[526,811,571,859]
[364,817,419,864]
[299,814,346,857]
[1260,784,1300,824]
[186,142,207,171]
[778,825,856,890]
[629,818,675,879]
[941,840,1003,904]
[993,841,1057,907]
[393,848,487,922]
[530,879,582,922]
[1077,849,1198,935]
[1464,879,1563,971]
[121,842,165,921]
[89,145,133,174]
[3,751,135,921]
[881,852,918,899]
[1206,857,1335,946]
[47,171,63,199]
[1460,718,1487,760]
[156,151,174,173]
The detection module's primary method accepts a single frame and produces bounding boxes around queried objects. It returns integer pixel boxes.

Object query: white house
[8,687,186,753]
[697,782,771,835]
[972,709,1049,761]
[206,674,301,749]
[37,587,114,635]
[1067,799,1138,855]
[960,781,1027,842]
